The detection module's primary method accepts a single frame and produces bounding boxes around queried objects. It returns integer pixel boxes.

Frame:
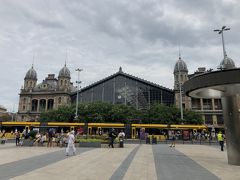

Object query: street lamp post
[214,26,230,58]
[75,68,83,119]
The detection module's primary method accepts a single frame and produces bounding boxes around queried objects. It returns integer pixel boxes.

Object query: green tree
[109,104,138,123]
[183,110,203,124]
[40,105,75,122]
[40,102,203,125]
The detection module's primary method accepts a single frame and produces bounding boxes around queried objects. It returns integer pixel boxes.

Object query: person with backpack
[108,128,117,148]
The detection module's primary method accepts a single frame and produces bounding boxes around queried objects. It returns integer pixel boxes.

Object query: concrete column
[221,95,240,165]
[200,98,203,111]
[212,98,215,110]
[46,99,48,111]
[37,99,40,112]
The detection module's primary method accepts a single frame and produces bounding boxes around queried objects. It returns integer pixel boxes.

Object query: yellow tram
[0,121,207,139]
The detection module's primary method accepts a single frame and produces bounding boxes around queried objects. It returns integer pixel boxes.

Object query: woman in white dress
[66,131,76,156]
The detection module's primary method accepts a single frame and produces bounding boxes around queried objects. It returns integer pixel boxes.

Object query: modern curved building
[17,64,76,121]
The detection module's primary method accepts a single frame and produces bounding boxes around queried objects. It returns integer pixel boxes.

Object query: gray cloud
[0,0,240,111]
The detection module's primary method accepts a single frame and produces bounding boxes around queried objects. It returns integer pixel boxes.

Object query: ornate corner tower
[24,65,37,91]
[173,56,191,110]
[58,63,71,91]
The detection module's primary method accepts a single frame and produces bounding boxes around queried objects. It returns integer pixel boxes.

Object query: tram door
[25,126,30,133]
[132,127,136,139]
[97,127,102,135]
[88,127,92,135]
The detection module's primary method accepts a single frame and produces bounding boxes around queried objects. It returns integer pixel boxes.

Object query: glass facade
[73,74,174,109]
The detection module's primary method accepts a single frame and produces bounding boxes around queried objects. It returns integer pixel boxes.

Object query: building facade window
[191,98,201,110]
[214,99,222,110]
[31,99,38,111]
[203,99,212,110]
[217,115,224,125]
[39,99,46,111]
[47,99,54,110]
[205,115,213,125]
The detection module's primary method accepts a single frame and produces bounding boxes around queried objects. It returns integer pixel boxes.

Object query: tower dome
[174,57,188,73]
[24,65,37,80]
[219,56,235,69]
[58,64,70,78]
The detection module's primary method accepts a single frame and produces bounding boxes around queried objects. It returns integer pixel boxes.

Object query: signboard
[140,128,145,140]
[183,130,190,140]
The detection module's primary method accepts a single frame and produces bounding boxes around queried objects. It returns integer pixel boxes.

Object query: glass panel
[39,99,46,112]
[115,75,126,104]
[81,89,92,103]
[31,99,38,111]
[48,99,54,110]
[205,115,213,125]
[191,98,201,110]
[93,84,103,102]
[214,99,222,110]
[217,115,224,125]
[203,99,212,110]
[103,79,114,103]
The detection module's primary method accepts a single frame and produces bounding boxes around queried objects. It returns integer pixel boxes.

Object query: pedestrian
[118,130,125,139]
[118,130,125,148]
[217,131,224,151]
[169,131,176,148]
[15,131,20,146]
[48,128,55,147]
[108,128,117,148]
[1,130,6,144]
[66,130,76,156]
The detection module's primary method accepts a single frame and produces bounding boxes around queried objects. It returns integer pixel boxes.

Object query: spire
[119,66,123,72]
[178,42,181,60]
[32,53,35,68]
[65,48,68,67]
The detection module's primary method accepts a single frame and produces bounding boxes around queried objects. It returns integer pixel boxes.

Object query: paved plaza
[0,143,239,180]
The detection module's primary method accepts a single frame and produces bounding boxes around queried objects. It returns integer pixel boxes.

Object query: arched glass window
[58,97,62,104]
[39,99,46,111]
[31,99,38,111]
[47,99,54,110]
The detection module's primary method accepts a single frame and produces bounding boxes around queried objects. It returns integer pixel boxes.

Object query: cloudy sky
[1,0,240,112]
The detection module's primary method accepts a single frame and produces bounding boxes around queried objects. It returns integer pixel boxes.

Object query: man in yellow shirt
[217,131,224,151]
